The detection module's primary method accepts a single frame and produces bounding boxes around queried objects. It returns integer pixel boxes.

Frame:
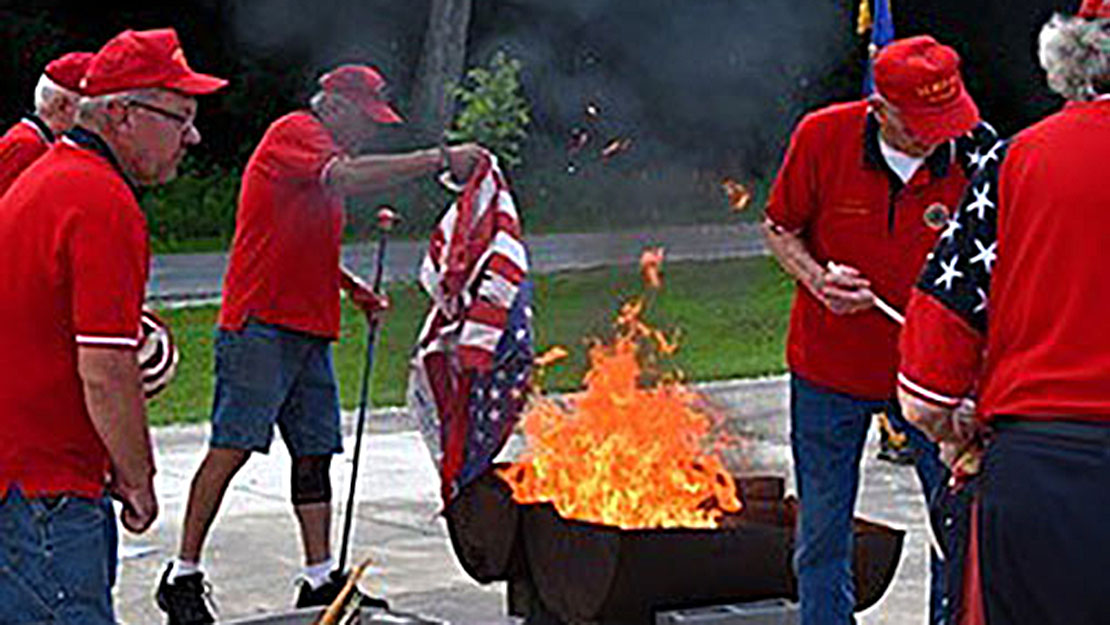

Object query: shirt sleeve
[0,133,47,194]
[256,116,341,185]
[899,139,1009,407]
[69,201,149,350]
[764,113,821,233]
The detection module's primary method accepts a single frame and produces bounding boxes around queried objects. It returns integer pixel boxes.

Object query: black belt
[994,417,1110,443]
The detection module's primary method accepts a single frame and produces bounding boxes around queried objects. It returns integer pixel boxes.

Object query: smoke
[229,0,856,174]
[471,0,856,173]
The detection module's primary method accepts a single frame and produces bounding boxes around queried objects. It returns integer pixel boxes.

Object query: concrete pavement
[116,376,933,624]
[146,223,766,303]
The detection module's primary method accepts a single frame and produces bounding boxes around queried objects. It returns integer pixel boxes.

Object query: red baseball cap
[1079,0,1110,18]
[44,52,94,93]
[82,28,228,97]
[873,36,980,146]
[319,65,403,124]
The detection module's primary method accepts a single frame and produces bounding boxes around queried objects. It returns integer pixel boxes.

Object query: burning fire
[721,178,752,212]
[501,258,741,529]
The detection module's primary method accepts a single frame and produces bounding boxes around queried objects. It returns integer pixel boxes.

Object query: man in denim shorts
[0,28,226,624]
[156,63,485,623]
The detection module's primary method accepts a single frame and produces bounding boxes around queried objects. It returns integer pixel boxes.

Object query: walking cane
[337,207,399,574]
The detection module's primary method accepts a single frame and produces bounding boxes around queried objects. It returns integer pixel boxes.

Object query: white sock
[302,558,334,590]
[170,558,201,582]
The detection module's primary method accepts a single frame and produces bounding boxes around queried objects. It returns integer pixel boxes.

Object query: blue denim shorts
[210,321,342,456]
[0,489,117,624]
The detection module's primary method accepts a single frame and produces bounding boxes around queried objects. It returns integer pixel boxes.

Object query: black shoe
[294,570,390,610]
[155,563,216,625]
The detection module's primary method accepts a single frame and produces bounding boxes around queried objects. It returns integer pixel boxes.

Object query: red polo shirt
[0,117,52,197]
[766,100,985,400]
[0,137,148,498]
[219,112,345,339]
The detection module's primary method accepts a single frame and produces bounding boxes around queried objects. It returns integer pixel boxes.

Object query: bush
[448,51,531,169]
[141,163,240,253]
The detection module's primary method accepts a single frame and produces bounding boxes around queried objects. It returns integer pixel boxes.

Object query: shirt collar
[62,126,139,198]
[20,114,54,145]
[863,111,952,181]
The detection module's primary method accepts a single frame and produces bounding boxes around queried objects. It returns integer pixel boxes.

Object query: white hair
[33,74,78,114]
[74,88,166,125]
[1039,13,1110,101]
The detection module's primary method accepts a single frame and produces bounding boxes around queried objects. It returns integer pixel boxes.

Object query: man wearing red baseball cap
[899,2,1110,623]
[156,63,485,620]
[0,28,225,624]
[760,35,996,625]
[0,51,92,196]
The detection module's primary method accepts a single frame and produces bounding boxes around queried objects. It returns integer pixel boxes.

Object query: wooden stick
[314,557,374,625]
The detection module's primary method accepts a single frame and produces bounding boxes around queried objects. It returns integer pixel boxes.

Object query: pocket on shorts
[216,323,284,390]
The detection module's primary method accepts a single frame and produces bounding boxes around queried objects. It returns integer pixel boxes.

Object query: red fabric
[899,290,983,408]
[766,100,971,399]
[975,100,1110,421]
[873,36,979,144]
[82,28,226,96]
[219,112,345,339]
[1079,0,1110,18]
[44,52,94,93]
[319,65,403,124]
[0,120,50,197]
[0,140,148,498]
[960,499,985,625]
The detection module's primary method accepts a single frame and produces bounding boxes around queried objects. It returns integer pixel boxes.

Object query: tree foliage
[448,51,531,169]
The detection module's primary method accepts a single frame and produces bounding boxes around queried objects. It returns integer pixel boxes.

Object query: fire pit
[446,468,903,625]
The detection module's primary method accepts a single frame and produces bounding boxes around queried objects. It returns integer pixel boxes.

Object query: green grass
[146,257,794,426]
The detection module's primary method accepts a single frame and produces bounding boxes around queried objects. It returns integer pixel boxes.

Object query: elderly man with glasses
[0,28,226,624]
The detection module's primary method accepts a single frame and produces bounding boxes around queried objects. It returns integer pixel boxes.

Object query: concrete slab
[116,377,932,625]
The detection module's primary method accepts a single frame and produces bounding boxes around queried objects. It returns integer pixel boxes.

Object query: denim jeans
[0,489,117,624]
[790,375,946,625]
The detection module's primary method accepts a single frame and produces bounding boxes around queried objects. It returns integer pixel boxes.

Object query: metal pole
[337,209,396,573]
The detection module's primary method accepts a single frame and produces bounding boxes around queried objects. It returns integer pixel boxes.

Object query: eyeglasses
[125,100,195,134]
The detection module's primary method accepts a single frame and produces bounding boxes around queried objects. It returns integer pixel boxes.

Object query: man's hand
[350,284,390,324]
[110,475,158,533]
[816,262,876,315]
[446,143,485,182]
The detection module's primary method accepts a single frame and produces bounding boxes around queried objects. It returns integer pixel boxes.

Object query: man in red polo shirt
[762,36,995,625]
[899,2,1110,623]
[157,64,485,621]
[0,51,92,197]
[0,28,226,624]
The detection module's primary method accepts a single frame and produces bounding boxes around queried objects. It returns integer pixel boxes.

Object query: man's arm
[325,143,484,196]
[78,346,157,532]
[761,218,875,315]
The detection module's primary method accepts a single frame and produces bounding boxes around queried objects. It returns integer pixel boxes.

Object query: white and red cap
[319,64,403,124]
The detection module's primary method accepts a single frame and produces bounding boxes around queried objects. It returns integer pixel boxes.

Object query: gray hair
[1039,13,1110,101]
[33,74,78,114]
[74,88,165,126]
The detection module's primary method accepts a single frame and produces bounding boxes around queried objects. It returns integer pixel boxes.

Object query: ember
[500,258,740,529]
[639,247,665,290]
[601,137,633,160]
[721,178,752,212]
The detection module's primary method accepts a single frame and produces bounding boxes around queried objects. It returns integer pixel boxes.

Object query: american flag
[408,153,533,503]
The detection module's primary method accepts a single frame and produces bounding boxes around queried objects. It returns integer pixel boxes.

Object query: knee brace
[291,455,332,506]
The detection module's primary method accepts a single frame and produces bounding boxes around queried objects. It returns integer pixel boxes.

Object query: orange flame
[640,247,665,290]
[721,178,752,213]
[499,297,740,529]
[535,346,570,368]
